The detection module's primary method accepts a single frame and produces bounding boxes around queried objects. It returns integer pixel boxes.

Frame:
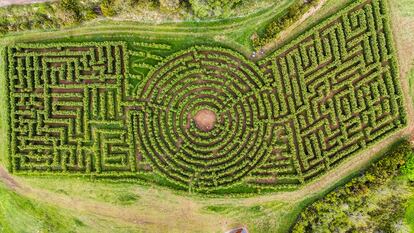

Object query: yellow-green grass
[0,0,294,56]
[0,182,145,233]
[5,137,407,233]
[0,46,7,168]
[406,198,414,231]
[0,182,85,233]
[405,52,414,233]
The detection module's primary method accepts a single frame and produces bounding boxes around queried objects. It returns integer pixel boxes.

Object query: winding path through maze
[4,0,408,192]
[137,47,274,189]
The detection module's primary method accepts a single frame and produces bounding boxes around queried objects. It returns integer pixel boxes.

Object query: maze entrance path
[4,0,408,193]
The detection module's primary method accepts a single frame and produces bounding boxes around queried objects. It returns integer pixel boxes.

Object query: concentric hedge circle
[137,46,273,189]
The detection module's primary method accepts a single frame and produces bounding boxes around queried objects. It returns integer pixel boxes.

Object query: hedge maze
[255,0,406,187]
[4,0,407,192]
[7,42,138,174]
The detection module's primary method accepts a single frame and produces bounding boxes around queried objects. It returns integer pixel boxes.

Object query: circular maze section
[137,46,273,190]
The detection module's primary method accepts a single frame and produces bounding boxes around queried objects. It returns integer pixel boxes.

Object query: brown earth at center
[193,109,216,132]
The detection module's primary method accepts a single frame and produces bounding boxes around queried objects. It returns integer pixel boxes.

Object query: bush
[100,0,116,17]
[159,0,180,11]
[292,141,413,232]
[189,0,242,18]
[57,0,83,25]
[253,0,319,48]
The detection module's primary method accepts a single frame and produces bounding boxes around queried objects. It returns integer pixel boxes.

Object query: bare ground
[0,167,229,233]
[194,109,217,132]
[0,165,20,189]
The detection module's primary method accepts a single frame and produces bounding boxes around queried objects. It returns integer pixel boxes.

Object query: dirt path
[0,166,20,189]
[0,0,52,7]
[255,0,328,60]
[212,0,414,205]
[202,128,414,206]
[0,166,228,232]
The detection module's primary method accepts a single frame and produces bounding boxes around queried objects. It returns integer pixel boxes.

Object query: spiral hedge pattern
[136,47,274,188]
[4,0,408,192]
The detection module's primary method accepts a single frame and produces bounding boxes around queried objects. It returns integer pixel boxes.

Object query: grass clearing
[0,182,82,233]
[0,182,144,233]
[405,197,414,230]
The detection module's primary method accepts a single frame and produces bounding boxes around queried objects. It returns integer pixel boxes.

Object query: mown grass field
[0,0,414,232]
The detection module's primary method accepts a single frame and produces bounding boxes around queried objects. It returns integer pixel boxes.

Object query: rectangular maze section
[257,0,407,186]
[6,42,138,174]
[2,0,408,193]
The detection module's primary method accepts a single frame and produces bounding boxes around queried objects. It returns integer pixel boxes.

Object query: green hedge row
[4,0,407,194]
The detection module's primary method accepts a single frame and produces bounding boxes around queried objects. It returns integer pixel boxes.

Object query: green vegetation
[405,198,414,231]
[204,200,307,233]
[0,0,284,37]
[252,0,320,48]
[3,0,406,194]
[0,182,85,232]
[292,140,414,232]
[96,0,270,19]
[409,67,414,106]
[0,0,97,35]
[187,0,241,18]
[0,0,296,57]
[0,0,412,232]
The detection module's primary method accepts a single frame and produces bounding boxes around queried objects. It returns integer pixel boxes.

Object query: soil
[0,167,226,232]
[193,109,216,132]
[0,166,20,189]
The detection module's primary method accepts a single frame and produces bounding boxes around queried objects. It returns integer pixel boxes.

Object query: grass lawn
[0,182,145,233]
[406,197,414,231]
[405,60,414,233]
[0,182,83,233]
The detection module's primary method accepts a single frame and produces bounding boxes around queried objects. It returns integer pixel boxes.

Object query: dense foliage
[0,0,261,35]
[292,141,414,232]
[98,0,243,18]
[402,148,414,182]
[252,0,320,48]
[188,0,242,18]
[4,0,406,193]
[0,0,97,35]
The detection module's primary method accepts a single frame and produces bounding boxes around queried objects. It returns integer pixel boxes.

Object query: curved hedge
[5,0,407,193]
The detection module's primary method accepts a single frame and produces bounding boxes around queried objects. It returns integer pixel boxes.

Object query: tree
[100,0,116,17]
[159,0,180,11]
[56,0,82,25]
[189,0,241,18]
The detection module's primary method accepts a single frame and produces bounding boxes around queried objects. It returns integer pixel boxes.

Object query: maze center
[193,109,217,132]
